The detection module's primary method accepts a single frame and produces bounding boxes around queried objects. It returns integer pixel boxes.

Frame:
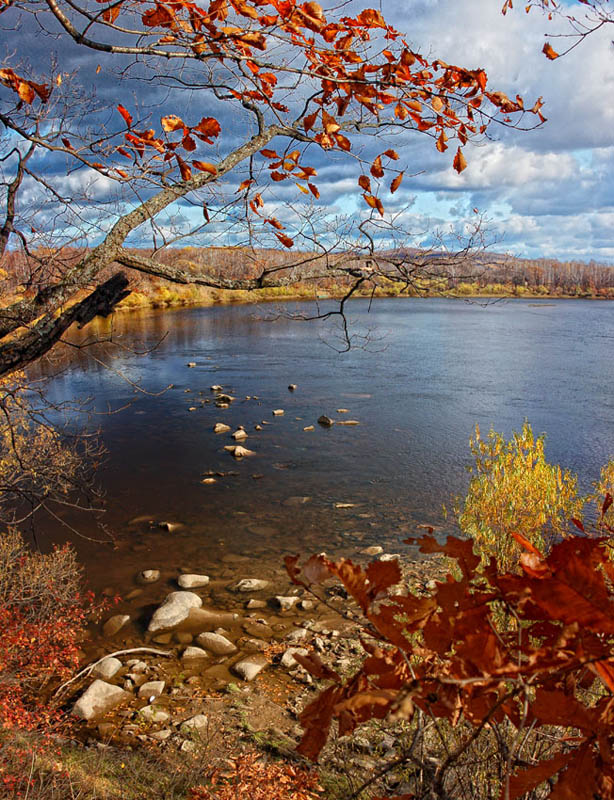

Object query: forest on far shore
[3,245,614,312]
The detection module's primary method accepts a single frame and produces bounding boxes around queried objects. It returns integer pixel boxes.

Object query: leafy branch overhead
[286,508,614,798]
[0,0,546,373]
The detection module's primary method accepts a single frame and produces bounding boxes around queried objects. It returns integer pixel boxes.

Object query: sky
[374,0,614,263]
[4,0,614,264]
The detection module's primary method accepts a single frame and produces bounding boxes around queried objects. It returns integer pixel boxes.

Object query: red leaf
[370,155,384,178]
[505,751,576,800]
[117,104,133,127]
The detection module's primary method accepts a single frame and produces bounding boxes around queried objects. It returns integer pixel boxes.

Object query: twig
[54,647,173,697]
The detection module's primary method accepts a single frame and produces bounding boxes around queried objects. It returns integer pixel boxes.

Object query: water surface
[37,297,614,590]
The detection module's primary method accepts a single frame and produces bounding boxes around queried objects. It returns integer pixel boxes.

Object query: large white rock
[178,574,210,589]
[196,632,237,655]
[72,680,129,721]
[148,591,203,632]
[91,657,122,680]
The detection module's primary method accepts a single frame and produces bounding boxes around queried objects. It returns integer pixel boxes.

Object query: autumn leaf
[390,172,403,193]
[453,147,467,173]
[370,155,384,178]
[504,750,576,800]
[161,114,185,132]
[117,104,133,127]
[275,232,294,248]
[358,174,371,192]
[192,160,217,175]
[542,42,559,60]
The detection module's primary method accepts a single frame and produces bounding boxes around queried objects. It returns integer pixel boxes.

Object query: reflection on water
[33,298,614,592]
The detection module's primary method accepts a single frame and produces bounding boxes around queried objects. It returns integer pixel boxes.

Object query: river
[35,297,614,593]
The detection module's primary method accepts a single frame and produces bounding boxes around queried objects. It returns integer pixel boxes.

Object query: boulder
[224,445,255,457]
[213,422,231,434]
[196,632,237,655]
[72,680,129,721]
[138,680,165,700]
[92,657,122,680]
[317,415,334,426]
[150,729,172,741]
[148,591,203,633]
[102,614,130,637]
[228,578,270,593]
[232,429,248,441]
[232,655,268,682]
[178,574,210,589]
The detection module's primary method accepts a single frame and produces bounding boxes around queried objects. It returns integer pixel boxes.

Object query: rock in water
[213,422,231,433]
[317,415,334,426]
[178,574,210,589]
[72,680,129,721]
[196,632,238,655]
[148,591,203,632]
[228,578,270,593]
[102,614,130,637]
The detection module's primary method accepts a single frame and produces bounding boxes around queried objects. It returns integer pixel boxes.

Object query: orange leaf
[275,232,294,248]
[236,179,253,192]
[307,182,320,199]
[260,148,279,158]
[192,160,217,175]
[358,175,371,192]
[117,104,133,127]
[193,117,221,139]
[383,148,399,160]
[453,147,467,173]
[161,114,185,132]
[542,42,559,60]
[370,155,384,178]
[390,172,403,193]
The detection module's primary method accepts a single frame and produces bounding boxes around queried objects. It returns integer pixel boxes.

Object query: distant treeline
[2,246,614,311]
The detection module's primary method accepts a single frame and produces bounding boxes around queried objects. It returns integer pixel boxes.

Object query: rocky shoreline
[60,545,450,779]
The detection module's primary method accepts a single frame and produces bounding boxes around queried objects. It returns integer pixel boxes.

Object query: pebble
[102,615,130,638]
[280,648,308,669]
[273,595,300,611]
[139,569,160,584]
[196,632,237,655]
[180,714,209,734]
[361,546,384,556]
[232,655,268,682]
[214,423,231,434]
[91,656,122,680]
[178,574,210,589]
[138,706,170,724]
[138,681,165,700]
[182,646,209,660]
[317,415,334,426]
[228,578,270,593]
[272,409,284,416]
